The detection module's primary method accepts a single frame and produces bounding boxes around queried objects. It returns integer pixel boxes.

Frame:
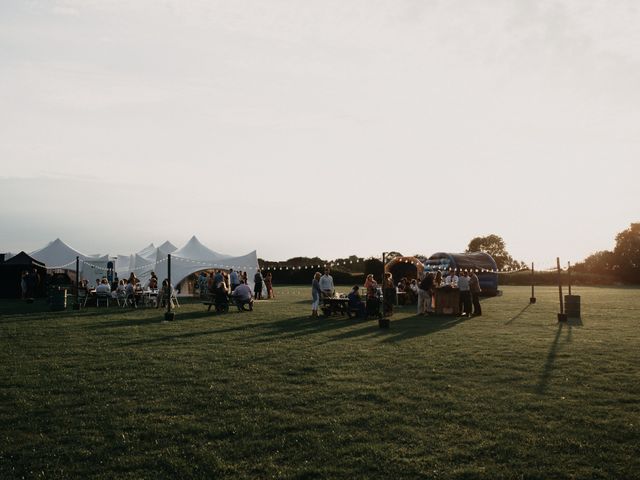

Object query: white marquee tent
[28,236,263,294]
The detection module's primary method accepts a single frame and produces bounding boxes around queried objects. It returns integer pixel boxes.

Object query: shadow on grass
[505,303,533,325]
[378,314,470,343]
[246,314,365,343]
[535,322,574,394]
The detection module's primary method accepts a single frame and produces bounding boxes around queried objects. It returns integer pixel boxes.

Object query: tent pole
[165,254,175,321]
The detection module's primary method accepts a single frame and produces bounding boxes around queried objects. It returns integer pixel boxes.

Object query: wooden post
[557,257,567,322]
[567,261,572,296]
[165,254,175,321]
[529,262,536,304]
[73,256,80,310]
[379,252,389,328]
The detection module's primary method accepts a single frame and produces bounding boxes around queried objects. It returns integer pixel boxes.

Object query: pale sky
[1,0,638,269]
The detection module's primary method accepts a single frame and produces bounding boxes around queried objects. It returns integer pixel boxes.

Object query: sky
[1,0,638,269]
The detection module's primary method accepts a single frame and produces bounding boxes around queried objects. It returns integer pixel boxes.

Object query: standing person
[469,270,482,316]
[229,269,240,292]
[241,271,248,286]
[20,271,28,299]
[319,268,335,298]
[418,272,434,315]
[457,271,472,317]
[444,269,458,287]
[264,272,274,299]
[25,270,37,298]
[364,273,379,317]
[434,270,444,288]
[213,270,224,287]
[311,272,322,317]
[254,269,264,300]
[382,272,396,317]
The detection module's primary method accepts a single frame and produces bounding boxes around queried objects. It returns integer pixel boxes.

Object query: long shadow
[505,303,533,325]
[119,329,221,347]
[86,308,241,330]
[535,323,572,394]
[378,314,471,343]
[115,314,357,348]
[246,314,362,343]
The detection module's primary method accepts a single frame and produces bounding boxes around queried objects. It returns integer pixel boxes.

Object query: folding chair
[121,293,137,308]
[96,292,110,308]
[77,289,89,308]
[170,291,180,307]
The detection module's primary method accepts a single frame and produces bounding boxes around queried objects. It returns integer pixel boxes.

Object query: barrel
[51,288,67,311]
[564,295,581,318]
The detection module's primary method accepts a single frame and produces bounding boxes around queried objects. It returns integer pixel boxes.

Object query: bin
[51,288,67,311]
[564,295,581,318]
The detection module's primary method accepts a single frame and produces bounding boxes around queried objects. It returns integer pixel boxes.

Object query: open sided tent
[136,243,157,260]
[30,238,86,270]
[423,252,499,295]
[172,235,231,261]
[130,253,158,285]
[114,255,133,277]
[158,240,177,253]
[153,247,261,294]
[82,254,112,283]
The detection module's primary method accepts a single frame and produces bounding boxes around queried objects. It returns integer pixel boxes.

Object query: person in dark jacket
[254,270,263,300]
[418,273,434,315]
[469,271,482,316]
[347,285,366,318]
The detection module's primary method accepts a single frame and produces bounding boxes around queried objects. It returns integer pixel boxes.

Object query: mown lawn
[1,286,639,479]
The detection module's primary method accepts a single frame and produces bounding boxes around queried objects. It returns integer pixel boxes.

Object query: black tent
[0,252,47,298]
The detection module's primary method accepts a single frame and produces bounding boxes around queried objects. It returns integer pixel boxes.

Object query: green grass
[1,286,639,479]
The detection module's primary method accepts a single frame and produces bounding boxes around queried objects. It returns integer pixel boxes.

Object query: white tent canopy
[158,240,177,253]
[172,235,231,261]
[30,238,86,269]
[27,236,262,294]
[136,243,157,260]
[154,248,261,293]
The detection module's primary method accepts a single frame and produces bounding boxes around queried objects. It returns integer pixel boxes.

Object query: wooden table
[434,287,460,315]
[321,297,349,316]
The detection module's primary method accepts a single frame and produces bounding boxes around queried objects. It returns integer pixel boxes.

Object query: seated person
[214,282,230,312]
[347,286,366,318]
[231,280,254,311]
[95,278,111,295]
[147,275,158,290]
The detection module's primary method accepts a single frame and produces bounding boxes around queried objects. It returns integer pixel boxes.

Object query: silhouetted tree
[614,223,640,282]
[466,234,523,270]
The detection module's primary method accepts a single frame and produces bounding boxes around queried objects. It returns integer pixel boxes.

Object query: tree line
[258,223,640,285]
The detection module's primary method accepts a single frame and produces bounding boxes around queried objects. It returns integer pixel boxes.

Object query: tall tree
[466,234,522,270]
[613,223,640,282]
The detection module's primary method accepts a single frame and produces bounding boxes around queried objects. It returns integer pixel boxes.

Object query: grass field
[1,286,639,479]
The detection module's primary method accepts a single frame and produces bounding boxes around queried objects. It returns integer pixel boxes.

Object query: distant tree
[466,234,523,270]
[364,258,384,280]
[574,250,616,274]
[613,223,640,282]
[385,251,403,261]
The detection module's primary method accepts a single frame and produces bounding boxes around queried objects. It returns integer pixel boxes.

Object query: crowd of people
[311,268,483,318]
[196,269,275,313]
[76,271,176,308]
